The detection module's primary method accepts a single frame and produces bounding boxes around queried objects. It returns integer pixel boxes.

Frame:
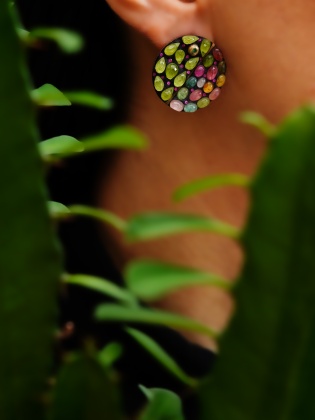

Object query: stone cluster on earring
[152,35,226,113]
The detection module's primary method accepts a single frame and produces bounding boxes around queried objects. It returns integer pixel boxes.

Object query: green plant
[2,1,315,419]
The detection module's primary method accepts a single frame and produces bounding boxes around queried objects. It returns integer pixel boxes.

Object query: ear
[105,0,213,48]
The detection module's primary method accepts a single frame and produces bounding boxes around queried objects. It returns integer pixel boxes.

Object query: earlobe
[105,0,213,47]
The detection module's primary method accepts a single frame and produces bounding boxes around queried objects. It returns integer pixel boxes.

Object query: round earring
[152,35,226,113]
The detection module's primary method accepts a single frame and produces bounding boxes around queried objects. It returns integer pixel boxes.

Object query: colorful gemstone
[188,44,199,56]
[182,35,199,45]
[203,54,214,68]
[175,49,185,64]
[218,61,226,74]
[174,72,187,87]
[209,88,221,101]
[161,87,174,101]
[216,74,226,87]
[164,42,180,56]
[170,99,184,112]
[194,65,205,78]
[186,77,197,88]
[155,57,166,73]
[189,89,203,102]
[207,65,218,80]
[177,87,189,100]
[203,82,214,93]
[166,63,179,80]
[197,97,210,108]
[197,77,206,88]
[200,39,211,56]
[154,76,164,92]
[213,48,223,61]
[184,102,198,112]
[185,57,199,70]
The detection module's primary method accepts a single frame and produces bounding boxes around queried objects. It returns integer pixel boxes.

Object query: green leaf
[64,273,137,306]
[95,304,217,338]
[200,105,315,419]
[125,260,230,301]
[240,111,276,137]
[39,135,83,158]
[126,212,239,242]
[64,91,114,110]
[68,205,126,231]
[126,327,197,386]
[98,342,123,369]
[31,84,71,107]
[28,27,84,53]
[173,173,250,202]
[0,5,62,418]
[74,126,148,155]
[139,386,185,420]
[51,355,122,420]
[48,201,70,217]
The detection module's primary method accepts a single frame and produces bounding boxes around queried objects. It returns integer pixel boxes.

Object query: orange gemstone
[203,82,214,93]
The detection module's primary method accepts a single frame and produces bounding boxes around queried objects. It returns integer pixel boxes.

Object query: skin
[99,0,315,350]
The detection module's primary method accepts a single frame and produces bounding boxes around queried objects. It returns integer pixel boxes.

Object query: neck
[98,29,266,349]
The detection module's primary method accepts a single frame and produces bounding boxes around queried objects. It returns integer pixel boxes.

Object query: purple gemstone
[167,81,171,86]
[214,61,218,65]
[187,71,191,74]
[203,73,207,78]
[203,93,207,97]
[184,100,189,104]
[213,79,217,83]
[180,64,184,69]
[186,55,189,59]
[191,88,195,92]
[160,53,163,57]
[161,76,165,79]
[153,73,156,77]
[198,38,202,42]
[174,87,178,91]
[168,59,173,63]
[182,44,185,47]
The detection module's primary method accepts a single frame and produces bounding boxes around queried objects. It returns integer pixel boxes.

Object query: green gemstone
[174,72,187,87]
[184,103,198,113]
[203,54,214,68]
[164,42,180,56]
[186,77,197,88]
[154,76,164,92]
[175,49,185,64]
[197,97,210,109]
[182,35,199,45]
[218,61,226,74]
[166,63,179,80]
[161,87,174,101]
[155,57,166,74]
[177,87,189,100]
[200,39,211,56]
[185,57,199,71]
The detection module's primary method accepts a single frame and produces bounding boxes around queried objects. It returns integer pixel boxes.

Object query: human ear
[105,0,213,48]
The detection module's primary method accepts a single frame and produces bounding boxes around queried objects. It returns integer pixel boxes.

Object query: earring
[152,35,226,113]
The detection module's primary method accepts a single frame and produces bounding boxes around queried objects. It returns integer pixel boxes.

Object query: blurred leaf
[75,126,148,155]
[98,342,123,369]
[28,27,84,53]
[51,355,122,420]
[64,274,137,306]
[126,212,239,242]
[68,205,126,231]
[139,386,185,420]
[39,135,83,158]
[95,304,217,338]
[0,5,62,418]
[200,106,315,419]
[125,260,230,301]
[126,327,197,386]
[240,111,276,137]
[48,201,70,217]
[173,173,249,202]
[64,91,114,110]
[31,84,71,107]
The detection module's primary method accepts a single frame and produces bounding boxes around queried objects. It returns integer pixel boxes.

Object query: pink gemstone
[160,53,163,57]
[168,59,173,63]
[194,65,205,78]
[167,81,171,85]
[213,48,223,61]
[170,100,184,112]
[209,88,221,101]
[185,55,189,59]
[180,64,184,69]
[174,87,178,91]
[189,89,203,102]
[207,65,218,80]
[187,71,191,74]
